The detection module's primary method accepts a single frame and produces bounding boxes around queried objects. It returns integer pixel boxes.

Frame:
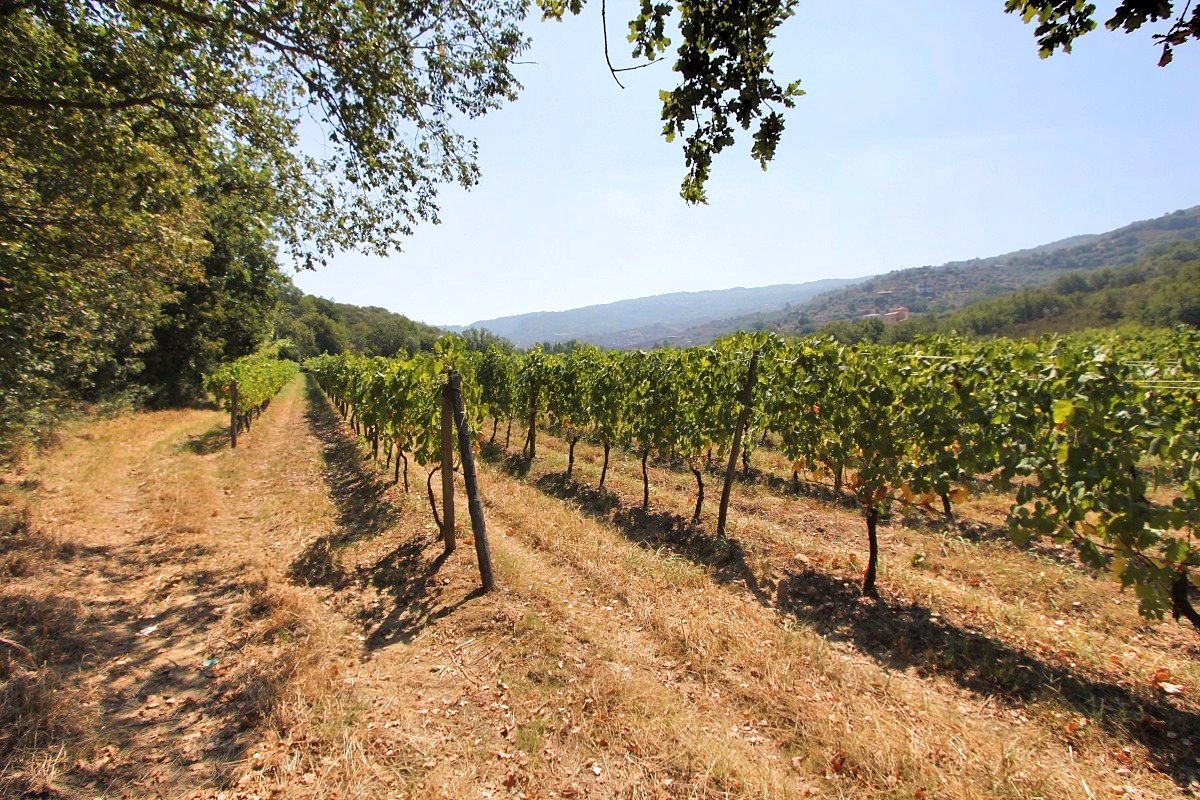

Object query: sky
[291,1,1200,328]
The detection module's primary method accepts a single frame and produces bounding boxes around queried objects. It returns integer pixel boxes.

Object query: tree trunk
[229,381,238,449]
[599,441,611,489]
[427,466,443,531]
[691,466,704,523]
[862,506,880,598]
[1172,568,1200,631]
[717,350,760,537]
[641,448,650,512]
[490,417,499,443]
[941,492,953,520]
[505,418,512,449]
[741,439,751,476]
[394,449,401,485]
[760,428,769,446]
[792,470,800,494]
[401,453,409,492]
[567,436,578,480]
[448,369,496,592]
[833,463,843,496]
[385,442,393,469]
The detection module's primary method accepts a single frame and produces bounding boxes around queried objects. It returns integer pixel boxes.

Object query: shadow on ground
[0,523,286,797]
[774,567,1200,785]
[516,465,773,606]
[292,376,474,648]
[487,443,1200,788]
[179,424,231,455]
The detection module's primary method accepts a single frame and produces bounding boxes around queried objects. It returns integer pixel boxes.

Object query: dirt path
[2,380,1196,799]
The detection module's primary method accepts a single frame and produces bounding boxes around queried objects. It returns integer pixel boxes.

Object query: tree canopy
[1,0,528,263]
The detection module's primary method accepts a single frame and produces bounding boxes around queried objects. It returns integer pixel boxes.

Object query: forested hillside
[805,240,1200,344]
[786,205,1200,329]
[274,282,448,360]
[889,240,1200,339]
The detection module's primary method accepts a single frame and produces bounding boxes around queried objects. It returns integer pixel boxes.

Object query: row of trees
[305,339,484,521]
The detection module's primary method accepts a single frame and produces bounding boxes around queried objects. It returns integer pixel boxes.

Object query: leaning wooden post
[716,350,760,537]
[229,380,239,449]
[440,380,457,554]
[448,369,496,593]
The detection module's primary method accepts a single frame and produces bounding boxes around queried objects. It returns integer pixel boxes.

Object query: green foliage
[474,330,1200,626]
[3,0,529,262]
[779,207,1200,335]
[0,25,210,453]
[1004,1,1200,65]
[273,280,444,360]
[140,153,284,406]
[885,240,1200,340]
[539,0,801,202]
[204,352,297,414]
[993,332,1200,619]
[306,338,483,475]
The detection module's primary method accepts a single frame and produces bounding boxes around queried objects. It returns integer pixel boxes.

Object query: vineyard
[303,328,1200,630]
[205,352,298,446]
[3,330,1200,800]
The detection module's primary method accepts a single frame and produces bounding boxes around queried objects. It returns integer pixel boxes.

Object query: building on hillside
[860,306,911,324]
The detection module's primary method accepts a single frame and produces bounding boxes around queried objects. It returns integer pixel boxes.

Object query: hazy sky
[292,2,1200,327]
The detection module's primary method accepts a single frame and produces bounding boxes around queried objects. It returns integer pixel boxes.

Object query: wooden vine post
[440,381,457,554]
[525,379,538,459]
[229,380,239,449]
[716,350,760,537]
[448,369,496,593]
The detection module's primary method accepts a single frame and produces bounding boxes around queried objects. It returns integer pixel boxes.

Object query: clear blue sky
[292,1,1200,327]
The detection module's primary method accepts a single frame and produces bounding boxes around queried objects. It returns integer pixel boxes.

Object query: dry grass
[475,423,1199,798]
[3,380,1197,799]
[0,381,379,799]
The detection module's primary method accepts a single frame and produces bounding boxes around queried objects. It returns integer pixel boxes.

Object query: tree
[540,0,802,203]
[2,0,529,263]
[0,39,209,450]
[139,152,282,405]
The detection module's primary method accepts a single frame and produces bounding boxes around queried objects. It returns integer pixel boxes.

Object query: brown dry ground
[1,375,1197,799]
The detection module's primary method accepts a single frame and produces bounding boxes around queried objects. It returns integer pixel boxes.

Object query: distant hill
[883,239,1200,340]
[454,280,860,349]
[761,205,1200,334]
[275,280,446,359]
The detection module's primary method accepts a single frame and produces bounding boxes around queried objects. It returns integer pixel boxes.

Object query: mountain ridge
[451,279,861,348]
[448,204,1200,349]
